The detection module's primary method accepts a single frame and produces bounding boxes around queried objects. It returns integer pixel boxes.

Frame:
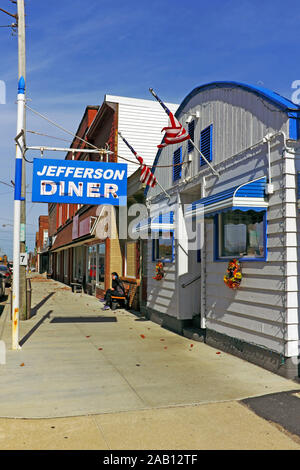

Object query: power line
[25,103,102,152]
[0,180,14,188]
[27,130,73,143]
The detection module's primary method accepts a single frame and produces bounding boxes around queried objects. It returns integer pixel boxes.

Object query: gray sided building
[142,81,300,380]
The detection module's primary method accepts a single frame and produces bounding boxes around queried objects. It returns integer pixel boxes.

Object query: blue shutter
[200,125,213,166]
[187,120,195,153]
[173,147,182,181]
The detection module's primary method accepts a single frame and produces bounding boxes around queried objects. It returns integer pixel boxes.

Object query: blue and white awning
[185,177,268,218]
[135,211,174,233]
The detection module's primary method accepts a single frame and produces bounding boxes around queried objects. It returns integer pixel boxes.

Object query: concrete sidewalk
[0,274,299,450]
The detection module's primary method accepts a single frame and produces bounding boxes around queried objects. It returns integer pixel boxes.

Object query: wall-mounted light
[185,110,200,124]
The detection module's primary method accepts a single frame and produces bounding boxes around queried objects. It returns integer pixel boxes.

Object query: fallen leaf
[216,352,221,355]
[20,363,25,367]
[160,339,165,342]
[140,334,145,339]
[190,344,194,348]
[86,336,90,338]
[98,348,103,351]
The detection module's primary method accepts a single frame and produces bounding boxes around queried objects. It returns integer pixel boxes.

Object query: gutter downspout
[200,176,206,329]
[280,132,299,364]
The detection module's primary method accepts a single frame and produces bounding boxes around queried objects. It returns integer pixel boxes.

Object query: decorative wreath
[224,258,242,289]
[153,261,164,281]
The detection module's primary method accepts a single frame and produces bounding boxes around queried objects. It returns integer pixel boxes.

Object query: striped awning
[185,177,268,219]
[135,211,174,233]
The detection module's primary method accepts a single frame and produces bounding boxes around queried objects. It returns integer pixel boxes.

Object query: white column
[12,77,25,350]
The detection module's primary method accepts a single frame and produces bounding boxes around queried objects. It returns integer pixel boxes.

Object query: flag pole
[118,131,171,200]
[188,139,220,177]
[153,180,171,200]
[149,88,220,178]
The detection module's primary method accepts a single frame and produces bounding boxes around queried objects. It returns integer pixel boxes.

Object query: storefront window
[98,243,105,289]
[56,252,60,275]
[125,241,137,278]
[87,243,106,292]
[217,210,265,260]
[153,232,174,262]
[88,245,97,290]
[73,246,84,281]
[64,250,69,278]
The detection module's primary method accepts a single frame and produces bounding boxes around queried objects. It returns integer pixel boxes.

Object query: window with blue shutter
[187,120,195,153]
[200,124,213,167]
[173,147,182,181]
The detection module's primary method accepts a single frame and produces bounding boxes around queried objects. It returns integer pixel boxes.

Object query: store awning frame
[185,176,268,219]
[135,211,175,233]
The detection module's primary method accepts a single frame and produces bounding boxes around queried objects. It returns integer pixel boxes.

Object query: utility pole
[12,76,25,349]
[17,0,27,321]
[11,0,26,349]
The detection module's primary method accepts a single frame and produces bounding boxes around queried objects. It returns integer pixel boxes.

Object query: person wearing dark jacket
[101,272,125,310]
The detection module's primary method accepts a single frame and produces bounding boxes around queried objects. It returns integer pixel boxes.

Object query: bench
[71,279,83,293]
[111,285,130,310]
[110,279,139,310]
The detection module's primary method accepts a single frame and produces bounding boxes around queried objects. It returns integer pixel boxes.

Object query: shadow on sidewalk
[19,310,52,347]
[50,316,117,323]
[30,292,55,319]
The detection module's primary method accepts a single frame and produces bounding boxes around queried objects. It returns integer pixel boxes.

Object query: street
[0,274,299,450]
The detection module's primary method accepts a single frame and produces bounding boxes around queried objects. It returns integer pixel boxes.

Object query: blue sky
[0,0,300,257]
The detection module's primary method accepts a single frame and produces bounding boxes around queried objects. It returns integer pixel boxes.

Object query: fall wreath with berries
[153,261,164,281]
[224,258,242,289]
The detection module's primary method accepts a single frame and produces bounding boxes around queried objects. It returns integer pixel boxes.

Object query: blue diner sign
[32,158,127,205]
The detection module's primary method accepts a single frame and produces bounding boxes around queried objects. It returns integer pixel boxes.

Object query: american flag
[118,132,157,187]
[158,112,190,148]
[149,88,190,148]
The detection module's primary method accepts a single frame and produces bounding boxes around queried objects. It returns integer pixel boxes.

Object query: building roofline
[176,81,300,117]
[145,81,300,197]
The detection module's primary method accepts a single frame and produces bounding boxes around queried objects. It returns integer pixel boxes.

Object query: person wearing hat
[101,272,125,310]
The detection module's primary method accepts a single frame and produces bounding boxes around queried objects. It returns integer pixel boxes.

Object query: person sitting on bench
[101,272,125,310]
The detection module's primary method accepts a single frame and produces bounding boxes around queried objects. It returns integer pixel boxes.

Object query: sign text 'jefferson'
[32,158,127,205]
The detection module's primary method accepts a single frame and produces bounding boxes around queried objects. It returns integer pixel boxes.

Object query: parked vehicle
[7,262,13,274]
[0,265,12,286]
[0,273,5,298]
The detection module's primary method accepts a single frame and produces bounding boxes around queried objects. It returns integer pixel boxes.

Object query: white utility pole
[12,0,26,349]
[12,77,25,350]
[17,0,27,322]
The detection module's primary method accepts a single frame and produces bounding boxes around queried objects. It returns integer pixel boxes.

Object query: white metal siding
[203,147,294,356]
[105,95,178,177]
[145,85,299,359]
[147,87,289,200]
[146,241,177,316]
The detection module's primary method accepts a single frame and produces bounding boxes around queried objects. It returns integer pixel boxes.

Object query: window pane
[64,250,69,276]
[88,246,97,283]
[126,242,136,278]
[158,238,173,260]
[220,210,264,258]
[223,223,247,256]
[98,243,105,289]
[247,220,264,257]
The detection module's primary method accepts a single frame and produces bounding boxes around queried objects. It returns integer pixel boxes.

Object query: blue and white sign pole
[12,76,25,350]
